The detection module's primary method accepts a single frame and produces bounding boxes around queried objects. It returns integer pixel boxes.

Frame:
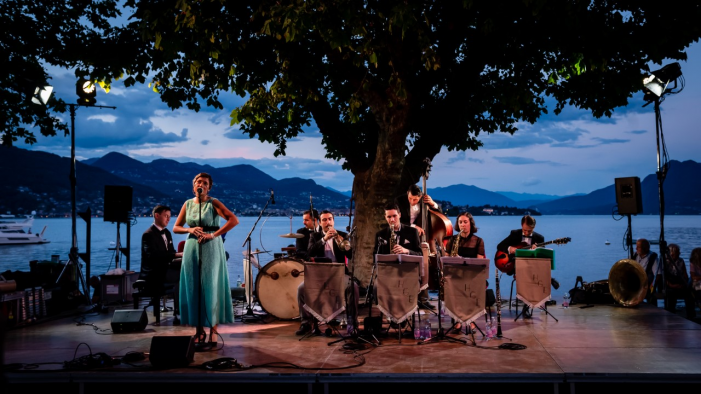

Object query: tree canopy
[4,0,701,282]
[0,0,140,145]
[117,0,700,281]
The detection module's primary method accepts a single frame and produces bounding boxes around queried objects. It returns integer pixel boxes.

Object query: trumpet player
[308,210,353,263]
[297,210,356,336]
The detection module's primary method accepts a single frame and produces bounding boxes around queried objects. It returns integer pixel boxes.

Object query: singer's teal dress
[179,198,234,327]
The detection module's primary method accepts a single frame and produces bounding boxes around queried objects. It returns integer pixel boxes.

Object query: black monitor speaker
[149,336,195,369]
[104,185,133,222]
[615,177,643,215]
[111,309,147,333]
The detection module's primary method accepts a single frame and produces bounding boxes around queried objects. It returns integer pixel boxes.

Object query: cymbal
[279,233,304,239]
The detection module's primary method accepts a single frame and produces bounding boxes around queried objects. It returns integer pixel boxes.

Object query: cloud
[446,152,465,165]
[494,156,559,166]
[201,140,209,145]
[522,178,542,187]
[628,129,647,135]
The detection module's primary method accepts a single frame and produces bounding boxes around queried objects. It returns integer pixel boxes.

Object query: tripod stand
[240,192,274,323]
[327,227,378,347]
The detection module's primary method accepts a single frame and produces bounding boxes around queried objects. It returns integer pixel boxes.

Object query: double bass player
[395,184,441,310]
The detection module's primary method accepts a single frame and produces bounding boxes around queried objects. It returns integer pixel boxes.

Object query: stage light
[31,85,53,106]
[643,62,683,101]
[76,78,97,106]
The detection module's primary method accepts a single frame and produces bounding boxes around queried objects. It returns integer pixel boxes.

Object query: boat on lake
[0,215,49,245]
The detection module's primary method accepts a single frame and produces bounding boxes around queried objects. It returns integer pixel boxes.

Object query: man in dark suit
[294,209,319,261]
[140,205,182,322]
[296,210,355,335]
[375,203,423,256]
[496,215,544,256]
[497,215,557,316]
[395,185,439,309]
[395,184,440,238]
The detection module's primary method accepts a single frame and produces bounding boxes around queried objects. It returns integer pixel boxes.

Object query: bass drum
[255,258,305,320]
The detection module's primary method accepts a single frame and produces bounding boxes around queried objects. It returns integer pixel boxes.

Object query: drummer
[296,210,357,336]
[294,209,319,261]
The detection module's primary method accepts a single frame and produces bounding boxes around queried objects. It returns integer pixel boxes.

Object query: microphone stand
[240,193,273,322]
[194,190,212,351]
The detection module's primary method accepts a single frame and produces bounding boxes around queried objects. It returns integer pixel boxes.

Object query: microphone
[377,237,387,245]
[270,189,275,204]
[348,226,357,236]
[197,187,203,195]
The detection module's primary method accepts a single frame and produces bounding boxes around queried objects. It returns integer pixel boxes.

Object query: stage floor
[3,298,701,393]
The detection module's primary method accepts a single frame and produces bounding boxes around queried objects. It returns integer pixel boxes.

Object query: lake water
[2,215,700,303]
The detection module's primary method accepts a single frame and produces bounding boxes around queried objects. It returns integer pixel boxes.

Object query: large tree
[16,1,701,284]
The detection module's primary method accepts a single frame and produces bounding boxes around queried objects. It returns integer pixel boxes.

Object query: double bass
[419,158,453,290]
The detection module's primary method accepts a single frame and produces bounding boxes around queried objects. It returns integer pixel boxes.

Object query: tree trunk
[350,127,407,287]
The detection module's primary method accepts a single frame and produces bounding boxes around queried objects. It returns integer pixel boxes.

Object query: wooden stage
[3,297,701,394]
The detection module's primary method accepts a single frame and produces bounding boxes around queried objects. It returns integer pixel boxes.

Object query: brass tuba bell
[608,258,648,307]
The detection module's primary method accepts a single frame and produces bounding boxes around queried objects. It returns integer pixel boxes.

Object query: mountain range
[2,147,700,215]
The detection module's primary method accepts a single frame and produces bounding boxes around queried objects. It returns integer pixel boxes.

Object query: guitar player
[496,215,559,289]
[496,215,544,258]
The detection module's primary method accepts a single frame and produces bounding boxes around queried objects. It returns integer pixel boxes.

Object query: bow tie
[158,228,167,235]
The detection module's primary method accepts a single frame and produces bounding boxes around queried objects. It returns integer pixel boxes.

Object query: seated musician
[294,209,319,261]
[139,205,183,322]
[496,215,544,275]
[295,210,356,336]
[374,203,423,256]
[497,215,559,298]
[444,212,485,259]
[443,212,485,332]
[395,186,438,309]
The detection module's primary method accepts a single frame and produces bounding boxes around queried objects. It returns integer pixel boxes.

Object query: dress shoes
[295,323,313,336]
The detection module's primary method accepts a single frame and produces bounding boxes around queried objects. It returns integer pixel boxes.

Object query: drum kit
[246,230,306,321]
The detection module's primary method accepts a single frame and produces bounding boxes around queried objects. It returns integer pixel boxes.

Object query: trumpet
[327,227,351,251]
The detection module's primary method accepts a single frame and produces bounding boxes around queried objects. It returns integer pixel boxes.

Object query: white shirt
[154,223,168,248]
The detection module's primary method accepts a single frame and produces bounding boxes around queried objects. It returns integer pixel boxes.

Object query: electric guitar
[494,237,571,275]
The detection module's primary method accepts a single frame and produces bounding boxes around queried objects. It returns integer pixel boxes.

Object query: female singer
[173,172,239,343]
[443,212,485,332]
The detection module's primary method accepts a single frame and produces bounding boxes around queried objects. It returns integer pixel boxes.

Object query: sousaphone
[608,258,648,307]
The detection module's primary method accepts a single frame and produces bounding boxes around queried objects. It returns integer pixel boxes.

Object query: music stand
[432,257,489,345]
[374,254,421,343]
[299,262,345,340]
[514,256,558,321]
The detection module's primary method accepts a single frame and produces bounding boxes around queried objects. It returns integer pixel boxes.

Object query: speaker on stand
[615,177,643,259]
[104,185,133,270]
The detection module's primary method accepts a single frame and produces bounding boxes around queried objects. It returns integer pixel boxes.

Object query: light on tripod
[642,62,683,102]
[31,85,53,106]
[76,78,97,106]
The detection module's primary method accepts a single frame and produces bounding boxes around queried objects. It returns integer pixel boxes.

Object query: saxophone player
[443,212,485,259]
[442,212,486,333]
[374,203,423,256]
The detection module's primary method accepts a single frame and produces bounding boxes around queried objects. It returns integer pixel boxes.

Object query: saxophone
[389,225,397,252]
[450,234,461,256]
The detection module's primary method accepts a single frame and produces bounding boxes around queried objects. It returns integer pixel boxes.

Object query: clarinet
[494,265,503,337]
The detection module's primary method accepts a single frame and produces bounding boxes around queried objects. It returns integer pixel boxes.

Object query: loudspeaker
[104,185,133,223]
[615,177,643,215]
[149,336,195,369]
[111,309,147,333]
